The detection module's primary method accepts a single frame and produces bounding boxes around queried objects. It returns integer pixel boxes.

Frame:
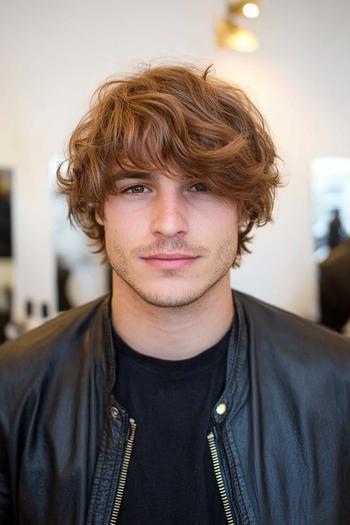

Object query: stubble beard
[106,237,237,309]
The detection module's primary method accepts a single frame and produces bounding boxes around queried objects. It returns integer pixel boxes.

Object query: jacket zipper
[109,418,137,525]
[207,431,236,525]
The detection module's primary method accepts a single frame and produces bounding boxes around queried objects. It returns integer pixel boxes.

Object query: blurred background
[1,0,349,340]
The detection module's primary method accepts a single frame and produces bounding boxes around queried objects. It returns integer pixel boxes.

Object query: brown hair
[57,64,281,267]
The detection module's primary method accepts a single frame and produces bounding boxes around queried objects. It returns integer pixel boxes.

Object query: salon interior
[1,0,350,342]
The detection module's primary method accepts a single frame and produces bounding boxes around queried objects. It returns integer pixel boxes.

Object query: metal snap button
[110,406,119,419]
[216,403,227,415]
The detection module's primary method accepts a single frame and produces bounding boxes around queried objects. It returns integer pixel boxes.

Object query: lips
[142,253,199,269]
[143,253,196,260]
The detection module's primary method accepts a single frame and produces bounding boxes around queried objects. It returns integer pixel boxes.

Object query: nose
[150,190,189,238]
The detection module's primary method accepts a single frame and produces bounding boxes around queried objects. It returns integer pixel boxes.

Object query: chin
[115,269,228,308]
[140,291,199,308]
[132,280,216,309]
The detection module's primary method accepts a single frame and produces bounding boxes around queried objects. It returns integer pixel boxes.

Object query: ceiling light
[242,2,260,18]
[229,1,260,19]
[216,1,261,52]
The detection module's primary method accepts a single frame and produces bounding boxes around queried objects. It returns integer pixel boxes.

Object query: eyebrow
[114,171,190,184]
[115,171,156,181]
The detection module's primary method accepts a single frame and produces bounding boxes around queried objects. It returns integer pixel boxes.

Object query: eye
[187,183,209,192]
[122,184,151,194]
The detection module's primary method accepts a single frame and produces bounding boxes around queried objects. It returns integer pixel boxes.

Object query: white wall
[1,0,349,321]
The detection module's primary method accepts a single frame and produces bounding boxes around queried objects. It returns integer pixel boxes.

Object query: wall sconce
[229,1,260,19]
[216,1,260,52]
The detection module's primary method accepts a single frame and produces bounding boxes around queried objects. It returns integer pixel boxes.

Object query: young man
[0,65,349,525]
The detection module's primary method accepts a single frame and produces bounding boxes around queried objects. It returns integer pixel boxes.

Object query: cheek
[204,207,239,240]
[104,216,146,251]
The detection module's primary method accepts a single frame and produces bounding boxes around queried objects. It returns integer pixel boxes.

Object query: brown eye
[123,185,150,194]
[188,183,209,192]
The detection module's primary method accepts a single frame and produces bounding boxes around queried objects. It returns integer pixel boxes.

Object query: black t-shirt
[113,327,231,525]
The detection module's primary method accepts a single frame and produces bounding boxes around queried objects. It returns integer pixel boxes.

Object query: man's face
[98,171,239,308]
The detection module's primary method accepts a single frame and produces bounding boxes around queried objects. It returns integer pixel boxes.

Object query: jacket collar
[102,289,250,422]
[210,290,250,425]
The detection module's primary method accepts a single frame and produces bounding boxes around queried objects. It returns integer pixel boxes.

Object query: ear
[95,211,104,226]
[235,203,245,229]
[238,210,246,229]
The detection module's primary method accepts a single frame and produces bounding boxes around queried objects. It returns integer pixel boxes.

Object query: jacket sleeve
[0,343,14,524]
[0,460,13,523]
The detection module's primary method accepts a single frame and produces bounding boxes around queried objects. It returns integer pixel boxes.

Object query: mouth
[141,253,200,270]
[144,253,197,260]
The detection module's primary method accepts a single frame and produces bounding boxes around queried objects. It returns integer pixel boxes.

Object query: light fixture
[229,1,260,18]
[216,1,260,52]
[242,2,260,18]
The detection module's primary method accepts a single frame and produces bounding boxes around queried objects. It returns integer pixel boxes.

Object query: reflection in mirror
[311,157,350,335]
[0,169,13,343]
[50,156,110,312]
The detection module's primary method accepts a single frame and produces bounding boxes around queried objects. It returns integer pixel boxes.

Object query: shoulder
[234,289,350,369]
[233,291,350,418]
[0,295,110,389]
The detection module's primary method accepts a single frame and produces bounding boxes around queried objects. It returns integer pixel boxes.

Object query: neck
[110,274,234,360]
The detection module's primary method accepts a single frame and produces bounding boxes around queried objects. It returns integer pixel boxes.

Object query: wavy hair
[57,64,281,267]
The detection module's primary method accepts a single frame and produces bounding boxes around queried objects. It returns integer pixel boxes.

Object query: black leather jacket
[0,291,349,524]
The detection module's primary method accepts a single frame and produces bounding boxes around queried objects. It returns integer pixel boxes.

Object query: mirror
[0,168,13,343]
[50,156,110,312]
[311,157,350,335]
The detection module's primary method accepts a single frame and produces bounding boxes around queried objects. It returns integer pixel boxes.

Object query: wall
[0,0,349,321]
